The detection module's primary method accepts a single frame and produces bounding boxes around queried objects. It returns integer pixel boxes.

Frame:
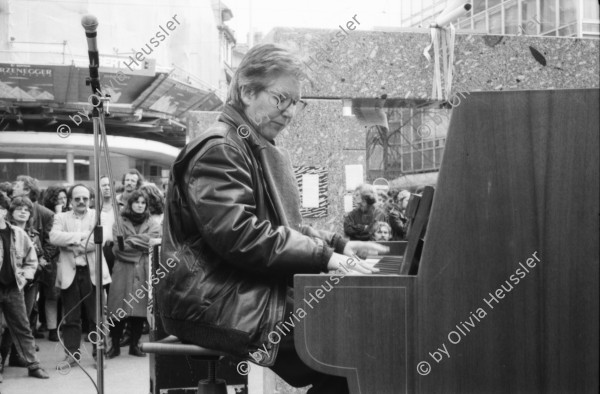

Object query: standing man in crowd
[0,194,49,381]
[157,43,387,394]
[100,176,117,279]
[49,184,111,368]
[117,170,144,208]
[344,184,387,240]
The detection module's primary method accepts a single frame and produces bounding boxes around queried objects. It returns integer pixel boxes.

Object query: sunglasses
[73,197,89,203]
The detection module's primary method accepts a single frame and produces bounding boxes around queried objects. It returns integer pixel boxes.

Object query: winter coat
[156,105,347,367]
[0,222,38,290]
[107,216,161,318]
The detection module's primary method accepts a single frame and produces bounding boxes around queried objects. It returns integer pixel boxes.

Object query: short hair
[140,184,164,215]
[16,175,40,202]
[0,193,10,211]
[9,196,34,226]
[43,185,68,211]
[227,43,305,109]
[67,184,91,200]
[0,182,13,198]
[357,183,376,197]
[121,169,144,189]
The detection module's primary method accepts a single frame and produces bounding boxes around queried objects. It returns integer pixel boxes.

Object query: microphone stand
[86,54,106,394]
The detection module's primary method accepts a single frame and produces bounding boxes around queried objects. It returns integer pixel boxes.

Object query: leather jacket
[157,106,347,366]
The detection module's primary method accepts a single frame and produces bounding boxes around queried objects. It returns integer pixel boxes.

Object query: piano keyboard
[367,256,404,275]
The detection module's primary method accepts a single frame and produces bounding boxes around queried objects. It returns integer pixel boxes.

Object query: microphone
[81,14,102,98]
[81,15,99,66]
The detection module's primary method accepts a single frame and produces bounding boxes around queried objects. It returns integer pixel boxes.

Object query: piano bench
[141,335,228,394]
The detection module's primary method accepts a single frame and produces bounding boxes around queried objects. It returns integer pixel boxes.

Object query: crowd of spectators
[343,183,413,242]
[0,170,165,383]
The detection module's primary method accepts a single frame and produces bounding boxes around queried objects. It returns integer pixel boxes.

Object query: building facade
[0,0,235,188]
[401,0,599,38]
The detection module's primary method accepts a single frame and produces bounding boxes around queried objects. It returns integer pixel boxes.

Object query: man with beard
[343,184,387,240]
[49,184,111,368]
[116,170,144,209]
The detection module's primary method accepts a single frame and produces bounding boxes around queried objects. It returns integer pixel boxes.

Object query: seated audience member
[106,190,160,359]
[0,194,49,381]
[369,221,392,242]
[344,184,387,240]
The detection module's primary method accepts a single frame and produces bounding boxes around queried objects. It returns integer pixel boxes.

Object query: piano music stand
[399,186,435,275]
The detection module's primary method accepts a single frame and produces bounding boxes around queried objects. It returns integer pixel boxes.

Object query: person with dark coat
[343,184,387,240]
[106,190,160,358]
[0,194,49,381]
[156,43,387,394]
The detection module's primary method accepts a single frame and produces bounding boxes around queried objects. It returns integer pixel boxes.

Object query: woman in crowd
[0,197,45,366]
[139,184,164,230]
[43,186,68,214]
[106,190,160,358]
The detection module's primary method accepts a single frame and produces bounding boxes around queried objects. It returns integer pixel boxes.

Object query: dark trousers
[0,282,38,363]
[109,316,144,348]
[269,296,349,394]
[0,284,40,370]
[103,243,115,295]
[60,266,96,356]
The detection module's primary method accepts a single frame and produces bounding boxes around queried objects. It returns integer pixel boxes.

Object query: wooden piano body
[294,89,599,394]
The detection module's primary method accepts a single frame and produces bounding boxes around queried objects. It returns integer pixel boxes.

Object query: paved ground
[1,334,150,394]
[1,334,303,394]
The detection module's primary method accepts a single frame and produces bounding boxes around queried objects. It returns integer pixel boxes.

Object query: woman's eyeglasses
[266,90,307,113]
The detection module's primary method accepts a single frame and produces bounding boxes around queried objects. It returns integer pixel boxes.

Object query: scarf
[122,210,149,226]
[219,105,303,231]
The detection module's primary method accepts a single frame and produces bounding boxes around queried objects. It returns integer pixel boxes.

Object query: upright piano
[294,89,599,393]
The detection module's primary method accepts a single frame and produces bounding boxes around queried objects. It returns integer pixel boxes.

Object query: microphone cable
[55,224,101,394]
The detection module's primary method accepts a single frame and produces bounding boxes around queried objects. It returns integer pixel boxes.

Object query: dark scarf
[219,105,303,231]
[122,209,149,226]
